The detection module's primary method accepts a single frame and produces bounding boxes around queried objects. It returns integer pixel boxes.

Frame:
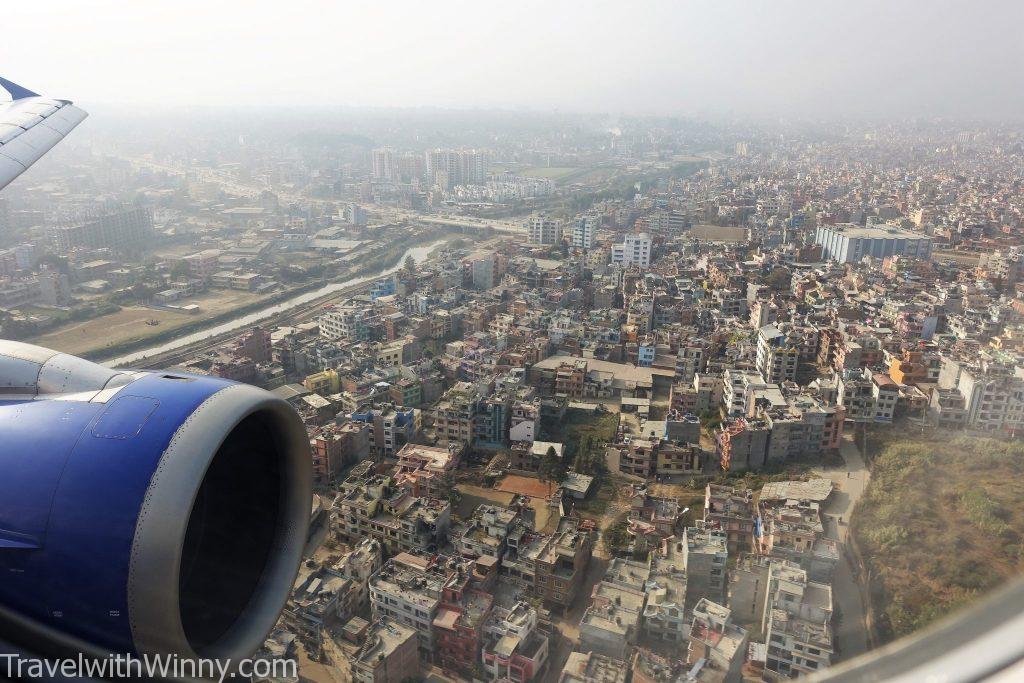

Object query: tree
[538,445,561,494]
[404,255,417,274]
[575,435,594,473]
[170,260,192,279]
[766,267,791,290]
[556,443,571,482]
[36,253,68,274]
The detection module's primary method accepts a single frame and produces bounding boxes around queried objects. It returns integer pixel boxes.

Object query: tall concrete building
[611,232,652,268]
[424,149,487,189]
[762,560,833,677]
[571,215,596,250]
[528,216,562,245]
[814,224,932,263]
[756,324,800,384]
[52,207,154,253]
[458,150,487,185]
[372,147,396,181]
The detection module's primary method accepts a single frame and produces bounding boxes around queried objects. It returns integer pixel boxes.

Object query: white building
[319,304,371,341]
[814,224,932,263]
[372,147,395,181]
[724,369,770,417]
[369,554,460,654]
[762,560,833,677]
[756,325,800,384]
[611,232,652,268]
[528,216,563,245]
[572,215,596,250]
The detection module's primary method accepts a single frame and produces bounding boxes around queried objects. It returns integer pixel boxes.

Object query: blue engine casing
[0,342,312,663]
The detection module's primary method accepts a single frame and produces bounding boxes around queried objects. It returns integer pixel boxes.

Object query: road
[815,433,871,662]
[542,483,631,683]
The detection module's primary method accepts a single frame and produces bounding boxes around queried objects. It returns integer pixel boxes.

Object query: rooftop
[352,618,417,667]
[760,478,834,503]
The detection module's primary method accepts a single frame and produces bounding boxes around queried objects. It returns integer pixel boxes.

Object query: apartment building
[571,215,597,250]
[351,618,420,683]
[481,602,550,682]
[310,421,370,484]
[52,207,153,252]
[937,355,1024,433]
[369,553,460,655]
[703,484,756,556]
[762,560,833,677]
[454,503,521,560]
[837,368,899,423]
[643,539,688,644]
[759,499,839,584]
[528,216,563,245]
[394,442,461,499]
[611,232,652,268]
[320,303,373,341]
[432,381,480,446]
[350,405,419,458]
[723,369,769,417]
[756,324,800,384]
[533,518,593,610]
[580,577,646,659]
[559,652,629,683]
[335,475,450,554]
[434,570,494,677]
[683,525,728,612]
[686,600,749,682]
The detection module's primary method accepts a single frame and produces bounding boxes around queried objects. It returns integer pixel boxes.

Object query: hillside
[853,436,1024,641]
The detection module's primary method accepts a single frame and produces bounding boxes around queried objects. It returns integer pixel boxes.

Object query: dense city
[2,110,1024,683]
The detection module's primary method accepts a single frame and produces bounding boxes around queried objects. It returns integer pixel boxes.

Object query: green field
[542,408,619,445]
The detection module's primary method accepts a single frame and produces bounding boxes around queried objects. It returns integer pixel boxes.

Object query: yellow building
[304,369,340,395]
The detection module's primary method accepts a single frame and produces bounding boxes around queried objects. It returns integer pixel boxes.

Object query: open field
[31,289,269,357]
[565,168,617,186]
[933,250,982,265]
[456,482,553,532]
[541,408,620,446]
[852,436,1024,642]
[520,166,581,180]
[456,484,516,519]
[690,224,747,242]
[496,474,555,499]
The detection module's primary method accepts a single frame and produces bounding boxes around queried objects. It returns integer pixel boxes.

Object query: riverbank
[98,232,458,367]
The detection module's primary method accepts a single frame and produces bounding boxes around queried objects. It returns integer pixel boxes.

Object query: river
[107,239,448,368]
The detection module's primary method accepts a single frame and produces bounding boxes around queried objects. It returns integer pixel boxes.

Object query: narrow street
[815,433,871,662]
[542,483,629,683]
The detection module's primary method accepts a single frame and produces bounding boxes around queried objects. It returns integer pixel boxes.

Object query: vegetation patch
[852,436,1024,642]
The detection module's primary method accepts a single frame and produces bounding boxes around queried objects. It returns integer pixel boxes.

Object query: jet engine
[0,340,312,666]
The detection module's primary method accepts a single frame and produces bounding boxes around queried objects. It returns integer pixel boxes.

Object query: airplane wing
[0,76,87,192]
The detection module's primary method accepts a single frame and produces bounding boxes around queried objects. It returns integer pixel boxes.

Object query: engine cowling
[0,340,312,664]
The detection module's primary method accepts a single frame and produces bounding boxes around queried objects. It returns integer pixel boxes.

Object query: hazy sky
[2,0,1021,119]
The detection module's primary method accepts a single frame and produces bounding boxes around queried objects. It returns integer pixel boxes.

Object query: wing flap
[0,93,87,191]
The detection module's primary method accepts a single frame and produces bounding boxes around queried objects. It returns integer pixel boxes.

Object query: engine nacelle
[0,340,312,664]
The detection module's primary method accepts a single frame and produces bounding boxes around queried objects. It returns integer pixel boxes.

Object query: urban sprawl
[2,115,1023,682]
